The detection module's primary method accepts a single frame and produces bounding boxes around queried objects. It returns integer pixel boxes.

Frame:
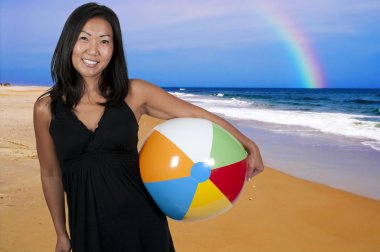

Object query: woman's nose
[87,40,98,55]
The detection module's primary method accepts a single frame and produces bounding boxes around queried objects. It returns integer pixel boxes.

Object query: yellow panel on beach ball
[140,130,194,183]
[183,180,232,220]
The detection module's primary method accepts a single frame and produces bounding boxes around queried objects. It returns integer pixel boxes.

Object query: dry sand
[1,86,380,252]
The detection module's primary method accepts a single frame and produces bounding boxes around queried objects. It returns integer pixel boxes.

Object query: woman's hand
[55,234,71,252]
[246,143,264,181]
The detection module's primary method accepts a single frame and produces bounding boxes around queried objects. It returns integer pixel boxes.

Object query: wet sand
[1,86,380,251]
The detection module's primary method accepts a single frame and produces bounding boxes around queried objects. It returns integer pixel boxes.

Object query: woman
[33,2,264,252]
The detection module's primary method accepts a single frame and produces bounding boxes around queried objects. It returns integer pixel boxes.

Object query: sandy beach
[1,86,380,252]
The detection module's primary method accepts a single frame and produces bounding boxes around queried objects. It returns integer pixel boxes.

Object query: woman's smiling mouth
[82,58,99,66]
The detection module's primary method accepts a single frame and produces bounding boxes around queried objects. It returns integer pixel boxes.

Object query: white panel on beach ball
[154,118,213,163]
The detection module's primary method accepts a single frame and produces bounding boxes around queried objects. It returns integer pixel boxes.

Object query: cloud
[115,0,254,31]
[257,0,380,36]
[115,0,380,51]
[2,0,379,54]
[109,1,266,52]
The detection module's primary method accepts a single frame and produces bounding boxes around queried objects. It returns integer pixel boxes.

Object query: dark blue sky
[1,0,379,88]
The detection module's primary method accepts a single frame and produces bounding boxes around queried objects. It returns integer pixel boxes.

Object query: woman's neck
[82,78,101,94]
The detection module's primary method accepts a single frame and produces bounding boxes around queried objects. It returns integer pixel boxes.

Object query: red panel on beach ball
[209,158,248,203]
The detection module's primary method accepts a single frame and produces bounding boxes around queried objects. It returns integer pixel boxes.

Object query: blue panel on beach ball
[144,177,198,220]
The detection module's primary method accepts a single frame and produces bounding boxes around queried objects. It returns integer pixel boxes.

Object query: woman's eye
[79,36,88,41]
[101,40,110,44]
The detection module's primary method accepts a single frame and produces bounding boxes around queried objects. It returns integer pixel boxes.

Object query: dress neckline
[56,98,137,133]
[70,107,108,134]
[57,98,108,134]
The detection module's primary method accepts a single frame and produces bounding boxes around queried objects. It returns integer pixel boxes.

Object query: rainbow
[255,3,326,88]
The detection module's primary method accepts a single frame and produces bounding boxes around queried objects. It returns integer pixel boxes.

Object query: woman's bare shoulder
[129,78,149,91]
[128,78,161,98]
[127,79,147,100]
[34,95,52,120]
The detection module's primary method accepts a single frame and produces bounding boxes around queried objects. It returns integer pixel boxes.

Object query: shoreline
[169,88,380,153]
[169,88,380,200]
[235,120,380,200]
[1,86,380,251]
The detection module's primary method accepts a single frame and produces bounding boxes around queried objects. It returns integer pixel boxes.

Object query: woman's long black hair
[39,2,129,109]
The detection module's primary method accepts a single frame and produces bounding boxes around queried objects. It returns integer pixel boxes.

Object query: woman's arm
[130,79,264,180]
[33,97,71,251]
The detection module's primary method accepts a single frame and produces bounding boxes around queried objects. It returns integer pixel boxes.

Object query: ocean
[166,88,380,151]
[165,87,380,199]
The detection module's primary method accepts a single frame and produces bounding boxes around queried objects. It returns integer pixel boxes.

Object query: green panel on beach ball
[210,123,247,169]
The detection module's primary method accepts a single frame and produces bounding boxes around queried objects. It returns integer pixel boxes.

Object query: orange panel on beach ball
[140,130,194,183]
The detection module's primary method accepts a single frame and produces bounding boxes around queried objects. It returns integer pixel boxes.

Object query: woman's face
[72,17,114,83]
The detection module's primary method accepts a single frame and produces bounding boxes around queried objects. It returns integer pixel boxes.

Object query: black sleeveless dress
[49,98,175,252]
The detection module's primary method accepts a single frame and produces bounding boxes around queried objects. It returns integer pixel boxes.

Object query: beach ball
[139,118,248,221]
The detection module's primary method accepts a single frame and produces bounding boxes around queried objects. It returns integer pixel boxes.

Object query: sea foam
[170,92,380,151]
